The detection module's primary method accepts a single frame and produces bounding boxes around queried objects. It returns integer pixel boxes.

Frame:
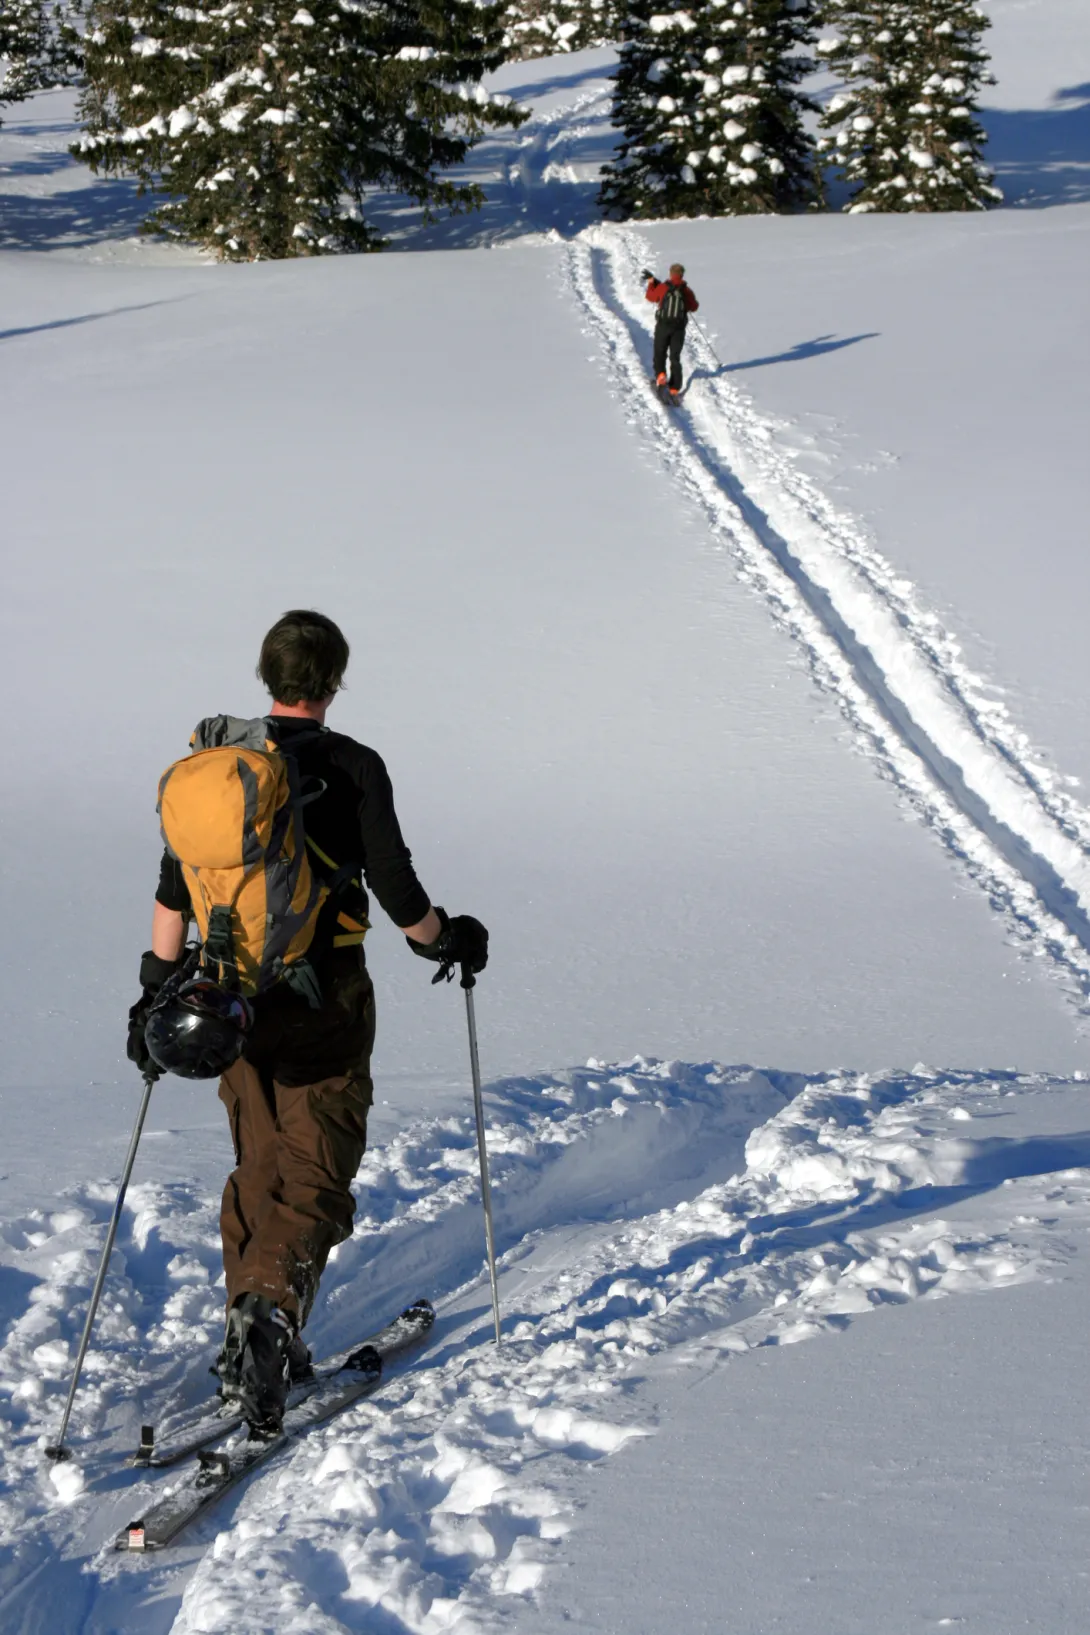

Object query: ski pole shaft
[45,1070,156,1462]
[461,968,501,1345]
[689,314,720,365]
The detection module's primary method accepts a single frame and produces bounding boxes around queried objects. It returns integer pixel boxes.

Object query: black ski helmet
[145,978,253,1080]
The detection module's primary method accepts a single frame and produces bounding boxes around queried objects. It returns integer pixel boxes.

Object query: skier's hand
[407,908,489,982]
[127,950,185,1073]
[640,267,655,282]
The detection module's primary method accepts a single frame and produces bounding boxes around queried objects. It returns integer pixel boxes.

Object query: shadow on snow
[982,83,1090,208]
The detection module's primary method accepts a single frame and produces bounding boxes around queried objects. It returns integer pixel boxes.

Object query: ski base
[117,1299,434,1552]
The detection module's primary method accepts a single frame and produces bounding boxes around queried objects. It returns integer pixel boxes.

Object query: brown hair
[670,262,685,279]
[257,610,350,705]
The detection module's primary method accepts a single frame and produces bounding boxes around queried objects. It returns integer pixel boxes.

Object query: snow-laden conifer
[505,0,618,61]
[599,0,820,220]
[1,0,81,118]
[74,0,525,259]
[817,0,1000,212]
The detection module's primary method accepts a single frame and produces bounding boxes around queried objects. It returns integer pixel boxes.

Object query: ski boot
[216,1293,311,1436]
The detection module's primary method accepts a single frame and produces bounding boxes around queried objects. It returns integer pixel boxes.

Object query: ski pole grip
[460,961,477,992]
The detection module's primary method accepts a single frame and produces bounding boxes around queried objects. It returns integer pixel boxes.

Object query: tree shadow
[0,177,158,250]
[982,83,1090,207]
[499,59,614,106]
[689,331,880,385]
[0,302,174,343]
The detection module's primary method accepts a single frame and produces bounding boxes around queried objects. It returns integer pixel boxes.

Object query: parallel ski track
[566,224,1090,1008]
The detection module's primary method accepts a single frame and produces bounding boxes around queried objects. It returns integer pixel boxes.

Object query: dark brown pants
[217,957,375,1326]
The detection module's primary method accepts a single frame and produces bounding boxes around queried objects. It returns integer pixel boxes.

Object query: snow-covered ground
[1,1,1088,1628]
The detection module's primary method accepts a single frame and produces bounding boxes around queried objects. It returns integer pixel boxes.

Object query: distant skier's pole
[45,1070,157,1463]
[689,314,720,367]
[461,966,501,1345]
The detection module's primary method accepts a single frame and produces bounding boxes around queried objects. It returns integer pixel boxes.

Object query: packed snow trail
[2,1060,1086,1633]
[565,226,1090,1009]
[164,1064,1090,1633]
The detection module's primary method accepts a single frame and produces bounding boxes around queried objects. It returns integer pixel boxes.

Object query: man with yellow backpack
[125,609,488,1433]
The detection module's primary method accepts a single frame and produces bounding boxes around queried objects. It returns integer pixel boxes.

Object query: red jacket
[646,276,699,315]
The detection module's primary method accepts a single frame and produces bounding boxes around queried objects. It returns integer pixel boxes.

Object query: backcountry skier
[126,609,488,1433]
[643,263,699,399]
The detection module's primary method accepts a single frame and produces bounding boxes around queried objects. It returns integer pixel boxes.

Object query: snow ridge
[565,225,1090,1008]
[4,1060,1085,1631]
[168,1062,1085,1634]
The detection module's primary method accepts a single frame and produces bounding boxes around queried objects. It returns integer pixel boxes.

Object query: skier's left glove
[407,907,489,983]
[126,950,185,1074]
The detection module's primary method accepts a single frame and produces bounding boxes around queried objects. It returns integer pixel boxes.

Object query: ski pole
[45,1069,157,1463]
[461,964,501,1345]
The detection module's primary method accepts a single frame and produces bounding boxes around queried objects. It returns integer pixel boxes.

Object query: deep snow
[1,1,1089,1629]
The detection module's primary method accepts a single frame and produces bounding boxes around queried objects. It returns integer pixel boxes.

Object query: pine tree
[505,0,619,61]
[73,0,526,259]
[817,0,1000,212]
[1,0,81,118]
[599,0,820,220]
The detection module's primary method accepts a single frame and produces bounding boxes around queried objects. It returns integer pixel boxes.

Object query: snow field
[169,1064,1090,1633]
[567,221,1090,1005]
[5,1058,1084,1630]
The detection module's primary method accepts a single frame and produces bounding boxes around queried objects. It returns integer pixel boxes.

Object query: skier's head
[258,610,349,707]
[145,977,253,1080]
[669,263,685,284]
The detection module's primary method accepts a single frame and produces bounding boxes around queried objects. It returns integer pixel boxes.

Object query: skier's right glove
[407,907,489,984]
[640,267,655,283]
[126,950,185,1075]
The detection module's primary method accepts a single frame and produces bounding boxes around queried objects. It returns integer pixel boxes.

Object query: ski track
[563,224,1090,1012]
[158,1066,1090,1634]
[3,1060,1086,1632]
[0,1064,787,1555]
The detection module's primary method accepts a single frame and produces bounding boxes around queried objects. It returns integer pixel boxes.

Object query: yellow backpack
[157,716,366,1000]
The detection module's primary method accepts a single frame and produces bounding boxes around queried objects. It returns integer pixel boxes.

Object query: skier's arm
[402,906,443,945]
[151,851,189,959]
[645,279,666,304]
[684,287,699,312]
[152,901,187,961]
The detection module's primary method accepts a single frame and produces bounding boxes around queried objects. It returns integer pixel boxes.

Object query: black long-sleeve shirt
[156,717,431,960]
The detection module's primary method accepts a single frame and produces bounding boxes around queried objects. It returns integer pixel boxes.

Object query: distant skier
[126,609,488,1432]
[643,263,699,400]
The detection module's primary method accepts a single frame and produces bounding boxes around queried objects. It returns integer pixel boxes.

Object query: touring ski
[133,1301,432,1470]
[117,1298,434,1551]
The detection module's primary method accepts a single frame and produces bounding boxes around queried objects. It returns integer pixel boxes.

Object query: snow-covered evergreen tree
[73,0,526,259]
[505,0,619,61]
[1,0,81,118]
[817,0,1000,212]
[599,0,820,220]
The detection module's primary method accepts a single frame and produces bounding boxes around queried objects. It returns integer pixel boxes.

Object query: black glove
[640,267,655,282]
[127,950,185,1074]
[407,907,489,983]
